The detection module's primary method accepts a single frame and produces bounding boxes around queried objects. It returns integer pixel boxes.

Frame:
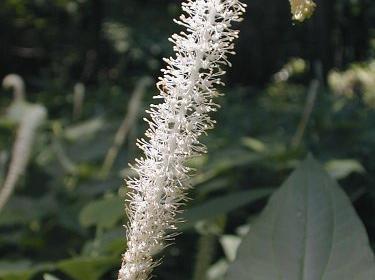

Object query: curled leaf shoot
[0,74,47,212]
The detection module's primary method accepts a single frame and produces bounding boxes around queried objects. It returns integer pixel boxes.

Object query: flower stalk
[118,1,246,279]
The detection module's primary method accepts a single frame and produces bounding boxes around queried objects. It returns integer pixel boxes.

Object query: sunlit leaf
[43,274,61,280]
[325,159,365,179]
[220,235,242,262]
[64,118,106,141]
[226,156,375,280]
[241,137,267,153]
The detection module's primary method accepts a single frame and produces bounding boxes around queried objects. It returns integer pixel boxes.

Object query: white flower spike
[118,1,246,279]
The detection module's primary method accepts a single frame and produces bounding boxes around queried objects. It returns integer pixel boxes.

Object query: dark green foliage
[0,0,374,279]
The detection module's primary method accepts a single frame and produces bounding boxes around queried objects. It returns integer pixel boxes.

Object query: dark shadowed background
[0,0,374,279]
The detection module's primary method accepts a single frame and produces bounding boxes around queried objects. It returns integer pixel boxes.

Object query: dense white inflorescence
[118,1,246,279]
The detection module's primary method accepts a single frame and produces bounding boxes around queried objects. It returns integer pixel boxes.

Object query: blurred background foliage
[0,0,374,279]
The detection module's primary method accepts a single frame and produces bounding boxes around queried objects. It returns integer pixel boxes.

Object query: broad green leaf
[226,156,375,280]
[0,261,32,280]
[181,189,273,229]
[0,261,54,280]
[196,178,232,196]
[325,159,365,179]
[79,195,123,229]
[57,257,116,280]
[241,137,267,153]
[190,150,262,186]
[64,134,114,163]
[61,118,117,163]
[43,274,61,280]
